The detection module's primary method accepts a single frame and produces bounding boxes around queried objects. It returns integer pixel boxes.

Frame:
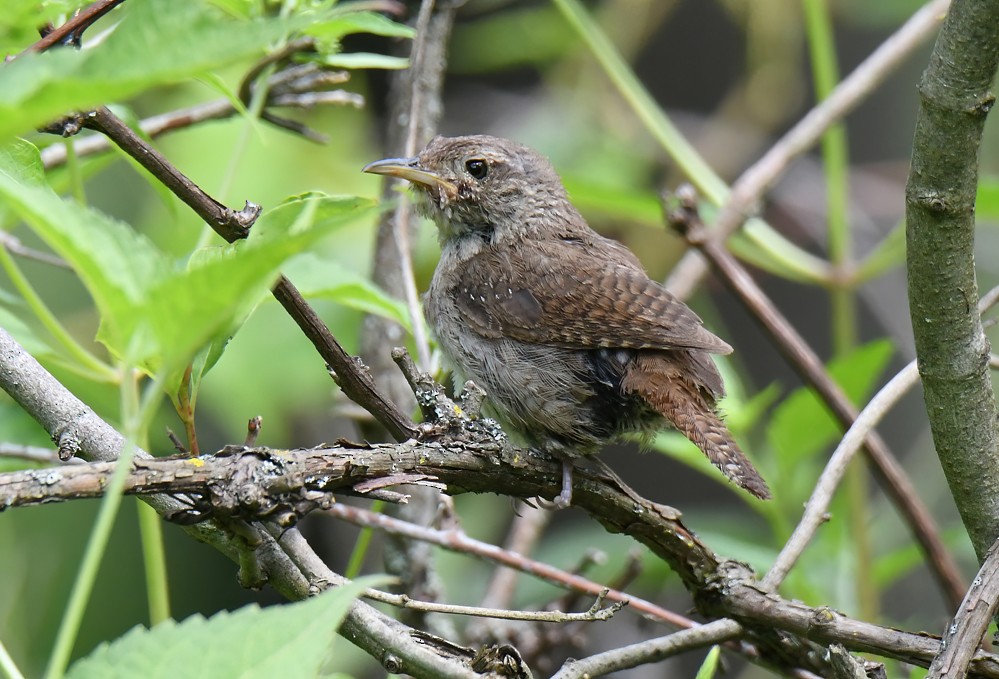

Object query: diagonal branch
[665,0,950,298]
[81,104,417,442]
[666,185,966,609]
[19,0,127,55]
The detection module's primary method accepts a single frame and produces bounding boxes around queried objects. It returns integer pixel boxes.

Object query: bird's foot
[538,458,574,510]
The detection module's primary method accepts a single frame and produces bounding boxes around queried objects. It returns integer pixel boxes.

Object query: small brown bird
[364,135,770,507]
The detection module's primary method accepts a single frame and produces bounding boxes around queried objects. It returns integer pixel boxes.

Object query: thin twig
[763,360,921,590]
[81,105,417,441]
[928,537,999,678]
[765,286,999,589]
[0,232,70,268]
[551,619,742,679]
[0,443,85,465]
[327,503,686,626]
[19,0,127,56]
[666,185,966,609]
[383,0,437,371]
[41,85,362,169]
[666,0,951,298]
[363,586,625,622]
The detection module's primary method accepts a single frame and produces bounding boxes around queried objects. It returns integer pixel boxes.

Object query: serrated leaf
[767,339,894,475]
[0,0,302,140]
[0,144,374,375]
[0,140,167,355]
[162,194,377,397]
[67,577,386,679]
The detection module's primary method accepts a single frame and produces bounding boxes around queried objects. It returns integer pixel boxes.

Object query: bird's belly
[426,291,653,456]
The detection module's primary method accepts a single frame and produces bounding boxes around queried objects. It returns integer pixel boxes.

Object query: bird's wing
[453,240,732,354]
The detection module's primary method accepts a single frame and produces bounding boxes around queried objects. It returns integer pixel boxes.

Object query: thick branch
[905,0,999,561]
[6,439,999,674]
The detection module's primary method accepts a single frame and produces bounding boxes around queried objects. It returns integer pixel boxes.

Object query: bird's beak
[362,157,457,196]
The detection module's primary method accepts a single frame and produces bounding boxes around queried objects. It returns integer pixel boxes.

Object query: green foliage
[0,1,303,141]
[0,141,377,379]
[767,339,893,483]
[65,578,383,679]
[694,646,721,679]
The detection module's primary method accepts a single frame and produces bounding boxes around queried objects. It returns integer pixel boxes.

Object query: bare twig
[244,416,262,447]
[666,185,966,609]
[0,443,84,465]
[84,107,260,241]
[19,0,127,56]
[0,232,69,268]
[765,286,999,589]
[363,586,625,623]
[41,76,362,169]
[928,537,999,678]
[80,104,417,441]
[551,619,742,679]
[327,503,686,627]
[666,0,951,298]
[763,359,921,590]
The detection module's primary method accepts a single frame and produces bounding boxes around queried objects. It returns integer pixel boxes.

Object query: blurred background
[3,0,999,676]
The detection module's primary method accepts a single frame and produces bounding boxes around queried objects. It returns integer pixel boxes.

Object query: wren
[364,135,770,507]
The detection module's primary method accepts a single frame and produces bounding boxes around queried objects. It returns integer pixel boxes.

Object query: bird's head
[363,135,579,244]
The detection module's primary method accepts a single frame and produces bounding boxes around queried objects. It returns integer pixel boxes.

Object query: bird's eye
[465,158,488,180]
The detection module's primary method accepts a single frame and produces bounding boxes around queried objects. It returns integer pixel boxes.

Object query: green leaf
[694,646,722,679]
[162,193,377,398]
[66,577,385,679]
[289,254,411,332]
[315,53,410,70]
[0,0,301,140]
[306,12,416,40]
[0,141,167,358]
[855,220,905,282]
[767,339,894,484]
[0,144,374,374]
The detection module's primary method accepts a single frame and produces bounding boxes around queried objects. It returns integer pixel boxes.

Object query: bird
[363,135,770,507]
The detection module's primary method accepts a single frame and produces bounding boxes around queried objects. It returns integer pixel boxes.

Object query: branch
[765,286,999,590]
[905,0,999,562]
[666,185,966,609]
[0,328,486,678]
[80,103,417,442]
[19,0,126,55]
[666,0,950,299]
[7,437,999,673]
[41,68,362,169]
[551,619,742,679]
[928,537,999,678]
[362,586,625,623]
[326,503,689,627]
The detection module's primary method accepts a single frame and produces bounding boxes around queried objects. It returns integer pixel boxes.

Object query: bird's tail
[622,352,771,500]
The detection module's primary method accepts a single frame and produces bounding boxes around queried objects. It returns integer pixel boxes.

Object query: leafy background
[1,0,998,677]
